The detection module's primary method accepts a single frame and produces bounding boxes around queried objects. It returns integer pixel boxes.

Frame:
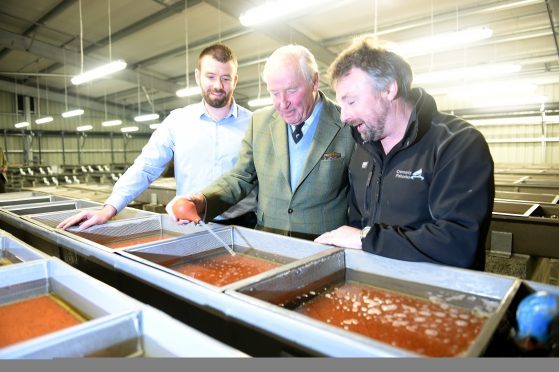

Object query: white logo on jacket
[395,168,424,181]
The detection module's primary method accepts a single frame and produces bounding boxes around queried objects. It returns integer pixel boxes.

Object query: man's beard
[203,88,231,108]
[361,106,388,142]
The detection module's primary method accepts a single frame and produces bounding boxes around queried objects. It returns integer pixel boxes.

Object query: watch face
[361,226,371,239]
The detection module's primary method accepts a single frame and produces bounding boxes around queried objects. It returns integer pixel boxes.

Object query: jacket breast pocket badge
[321,151,341,160]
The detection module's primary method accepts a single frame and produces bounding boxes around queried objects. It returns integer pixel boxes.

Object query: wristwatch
[360,226,371,240]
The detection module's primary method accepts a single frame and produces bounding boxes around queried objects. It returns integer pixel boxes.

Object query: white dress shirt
[105,100,255,219]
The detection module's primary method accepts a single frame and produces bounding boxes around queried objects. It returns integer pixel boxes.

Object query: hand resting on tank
[314,225,363,249]
[56,204,117,231]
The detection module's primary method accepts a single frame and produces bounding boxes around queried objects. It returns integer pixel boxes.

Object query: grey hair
[262,44,319,84]
[328,34,413,100]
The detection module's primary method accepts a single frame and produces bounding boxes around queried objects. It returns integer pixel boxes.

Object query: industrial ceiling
[0,0,558,126]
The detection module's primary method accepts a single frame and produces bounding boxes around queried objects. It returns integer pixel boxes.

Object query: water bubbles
[381,304,397,312]
[425,329,438,337]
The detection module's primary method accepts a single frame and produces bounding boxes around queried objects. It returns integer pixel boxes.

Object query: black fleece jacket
[349,88,494,269]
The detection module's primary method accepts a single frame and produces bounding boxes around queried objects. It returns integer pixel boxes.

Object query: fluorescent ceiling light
[102,119,122,127]
[62,109,85,118]
[248,97,273,107]
[447,81,536,97]
[239,0,323,26]
[35,116,54,124]
[176,86,200,97]
[396,26,493,58]
[414,63,521,85]
[76,125,93,131]
[470,94,548,108]
[134,113,160,122]
[121,126,139,133]
[149,123,161,130]
[71,59,127,85]
[470,115,559,126]
[14,121,30,128]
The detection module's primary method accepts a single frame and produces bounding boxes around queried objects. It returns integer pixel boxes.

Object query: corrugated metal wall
[1,88,558,168]
[0,91,150,166]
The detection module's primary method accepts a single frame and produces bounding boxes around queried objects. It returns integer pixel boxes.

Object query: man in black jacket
[315,35,494,270]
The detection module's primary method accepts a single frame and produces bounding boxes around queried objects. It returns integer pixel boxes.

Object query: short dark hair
[198,44,238,69]
[328,35,413,100]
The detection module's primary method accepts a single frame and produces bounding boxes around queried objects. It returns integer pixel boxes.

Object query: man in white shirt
[58,44,256,230]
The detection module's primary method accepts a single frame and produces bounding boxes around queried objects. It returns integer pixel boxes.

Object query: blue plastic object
[516,291,559,343]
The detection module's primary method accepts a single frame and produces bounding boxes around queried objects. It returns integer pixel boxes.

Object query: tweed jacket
[202,91,355,238]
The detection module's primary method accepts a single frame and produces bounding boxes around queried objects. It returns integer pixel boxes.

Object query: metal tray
[0,193,70,208]
[493,201,541,216]
[0,258,246,358]
[0,191,48,201]
[1,200,101,216]
[117,225,341,292]
[226,249,520,357]
[23,206,157,229]
[0,232,49,267]
[58,215,207,252]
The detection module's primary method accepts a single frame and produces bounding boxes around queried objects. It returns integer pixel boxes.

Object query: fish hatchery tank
[273,268,497,357]
[230,249,515,357]
[118,225,339,290]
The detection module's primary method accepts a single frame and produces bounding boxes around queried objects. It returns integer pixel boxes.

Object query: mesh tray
[24,207,156,229]
[2,200,100,216]
[118,225,340,291]
[59,215,204,252]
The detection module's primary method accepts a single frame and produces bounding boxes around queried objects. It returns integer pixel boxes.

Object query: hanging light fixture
[239,0,325,26]
[394,26,493,58]
[102,119,122,127]
[247,62,272,107]
[149,123,161,130]
[414,63,521,85]
[76,124,93,131]
[71,60,127,85]
[34,75,54,125]
[13,78,29,129]
[62,108,85,118]
[61,58,84,119]
[133,68,159,122]
[35,116,54,124]
[101,88,122,127]
[71,0,126,85]
[15,121,30,128]
[247,97,273,107]
[134,113,159,122]
[175,1,197,99]
[121,126,139,133]
[176,86,200,97]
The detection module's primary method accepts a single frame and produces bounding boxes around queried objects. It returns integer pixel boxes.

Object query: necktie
[292,122,304,144]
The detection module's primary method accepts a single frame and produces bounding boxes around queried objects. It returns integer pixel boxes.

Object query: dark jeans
[211,211,257,229]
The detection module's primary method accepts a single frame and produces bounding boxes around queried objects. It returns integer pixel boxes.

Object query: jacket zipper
[362,161,375,228]
[372,172,382,224]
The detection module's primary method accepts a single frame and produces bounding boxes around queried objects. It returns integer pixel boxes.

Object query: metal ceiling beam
[322,0,545,47]
[545,0,559,59]
[138,26,252,67]
[0,0,77,60]
[0,78,136,118]
[39,0,203,75]
[0,29,178,94]
[203,0,337,66]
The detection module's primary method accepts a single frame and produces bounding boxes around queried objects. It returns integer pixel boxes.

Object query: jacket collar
[270,91,344,192]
